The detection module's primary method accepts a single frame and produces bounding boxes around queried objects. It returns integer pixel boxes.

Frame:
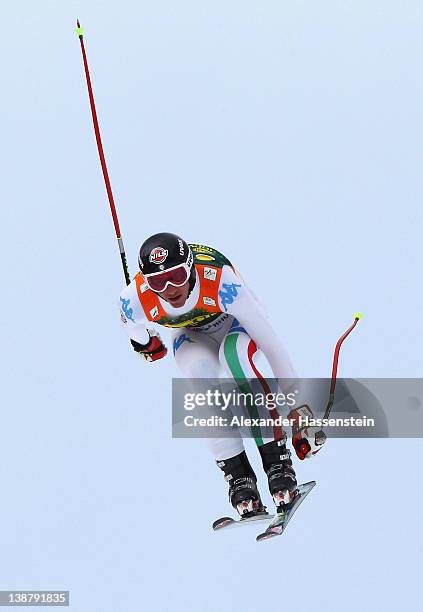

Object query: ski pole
[324,313,362,419]
[76,20,131,286]
[314,313,362,445]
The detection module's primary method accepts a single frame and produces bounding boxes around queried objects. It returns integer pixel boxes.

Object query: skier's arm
[119,283,167,361]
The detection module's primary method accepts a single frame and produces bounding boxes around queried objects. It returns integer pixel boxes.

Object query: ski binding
[212,509,274,531]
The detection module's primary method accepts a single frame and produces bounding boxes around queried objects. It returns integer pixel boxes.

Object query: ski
[212,510,274,532]
[256,481,316,542]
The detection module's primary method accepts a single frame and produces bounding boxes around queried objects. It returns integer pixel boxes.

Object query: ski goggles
[144,263,191,292]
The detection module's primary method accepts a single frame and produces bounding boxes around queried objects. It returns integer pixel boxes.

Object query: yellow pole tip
[353,312,363,320]
[76,26,84,36]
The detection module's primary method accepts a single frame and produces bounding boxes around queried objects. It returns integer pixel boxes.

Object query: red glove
[130,330,167,362]
[288,405,327,460]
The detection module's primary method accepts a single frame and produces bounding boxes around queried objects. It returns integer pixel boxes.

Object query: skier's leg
[218,319,284,445]
[172,327,263,516]
[172,328,236,454]
[172,328,220,378]
[219,320,298,509]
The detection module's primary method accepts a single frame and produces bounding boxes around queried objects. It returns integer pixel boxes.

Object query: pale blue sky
[1,1,422,611]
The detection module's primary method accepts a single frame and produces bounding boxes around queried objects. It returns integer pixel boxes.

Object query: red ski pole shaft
[323,313,362,420]
[76,20,131,286]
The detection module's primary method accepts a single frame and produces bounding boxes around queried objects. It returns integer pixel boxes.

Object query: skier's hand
[131,330,168,362]
[288,405,327,460]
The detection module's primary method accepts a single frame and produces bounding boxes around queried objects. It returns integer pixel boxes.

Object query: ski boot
[259,436,298,512]
[217,451,266,517]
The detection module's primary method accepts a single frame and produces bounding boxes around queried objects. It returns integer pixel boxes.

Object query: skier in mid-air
[120,232,326,516]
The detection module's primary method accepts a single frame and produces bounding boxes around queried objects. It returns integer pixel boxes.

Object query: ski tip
[256,529,280,542]
[353,312,363,320]
[212,517,234,531]
[299,480,316,490]
[76,20,84,37]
